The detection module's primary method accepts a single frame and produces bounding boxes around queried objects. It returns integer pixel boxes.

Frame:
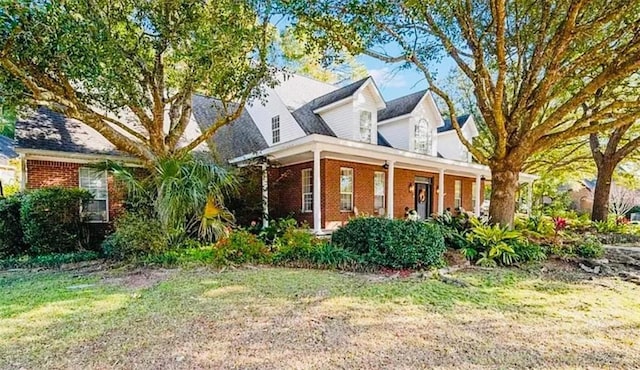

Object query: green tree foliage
[281,0,640,225]
[0,106,15,138]
[0,0,277,161]
[278,26,367,83]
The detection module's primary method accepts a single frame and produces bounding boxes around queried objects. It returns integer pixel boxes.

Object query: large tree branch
[523,51,640,148]
[535,110,640,153]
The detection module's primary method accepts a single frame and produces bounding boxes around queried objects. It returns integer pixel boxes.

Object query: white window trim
[454,180,462,209]
[79,167,109,223]
[271,115,280,144]
[374,171,385,211]
[359,111,372,143]
[301,168,313,213]
[340,167,354,212]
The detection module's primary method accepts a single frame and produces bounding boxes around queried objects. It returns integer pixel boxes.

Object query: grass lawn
[1,263,639,369]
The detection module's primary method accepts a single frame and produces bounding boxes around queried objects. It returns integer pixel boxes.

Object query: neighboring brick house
[13,73,536,232]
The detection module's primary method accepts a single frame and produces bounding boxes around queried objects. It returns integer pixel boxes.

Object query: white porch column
[262,163,269,227]
[387,160,395,219]
[261,162,269,228]
[474,174,482,216]
[527,181,533,216]
[438,169,445,214]
[313,148,322,233]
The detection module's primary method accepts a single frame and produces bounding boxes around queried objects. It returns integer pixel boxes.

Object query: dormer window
[359,111,372,142]
[271,115,280,144]
[414,119,432,154]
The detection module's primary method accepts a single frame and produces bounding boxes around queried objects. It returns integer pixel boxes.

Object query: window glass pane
[272,115,280,144]
[454,180,462,208]
[340,168,353,211]
[340,169,353,193]
[301,169,313,212]
[415,119,431,154]
[359,111,372,142]
[82,200,107,222]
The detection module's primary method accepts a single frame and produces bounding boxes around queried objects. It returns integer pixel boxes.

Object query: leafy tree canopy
[0,0,278,162]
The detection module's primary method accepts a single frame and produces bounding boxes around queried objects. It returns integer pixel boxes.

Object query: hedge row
[0,187,93,257]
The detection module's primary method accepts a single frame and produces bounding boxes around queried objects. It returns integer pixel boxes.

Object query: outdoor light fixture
[382,161,389,169]
[409,183,415,193]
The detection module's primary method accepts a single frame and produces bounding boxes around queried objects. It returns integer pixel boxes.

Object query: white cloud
[368,67,408,89]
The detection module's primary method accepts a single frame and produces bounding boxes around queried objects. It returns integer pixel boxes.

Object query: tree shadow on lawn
[1,267,639,369]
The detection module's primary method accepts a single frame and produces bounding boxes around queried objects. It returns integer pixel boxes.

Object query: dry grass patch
[1,265,639,369]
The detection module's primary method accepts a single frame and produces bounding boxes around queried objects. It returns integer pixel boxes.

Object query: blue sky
[358,55,458,101]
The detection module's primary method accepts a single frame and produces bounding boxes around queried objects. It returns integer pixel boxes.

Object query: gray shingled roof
[192,94,268,162]
[377,90,427,122]
[16,107,124,156]
[0,135,17,165]
[289,77,372,137]
[291,104,336,136]
[438,114,471,133]
[307,77,369,111]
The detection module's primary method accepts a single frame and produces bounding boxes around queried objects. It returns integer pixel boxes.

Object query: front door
[414,180,433,219]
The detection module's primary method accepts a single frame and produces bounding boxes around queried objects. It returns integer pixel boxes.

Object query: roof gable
[438,114,471,133]
[308,77,369,112]
[377,90,428,122]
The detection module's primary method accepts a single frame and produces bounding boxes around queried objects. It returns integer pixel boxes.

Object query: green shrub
[213,229,270,265]
[271,227,316,263]
[257,217,299,244]
[102,212,168,259]
[0,251,100,269]
[309,241,363,269]
[575,236,605,259]
[430,212,474,249]
[466,221,522,266]
[512,240,547,263]
[332,217,446,269]
[0,195,27,257]
[20,187,93,254]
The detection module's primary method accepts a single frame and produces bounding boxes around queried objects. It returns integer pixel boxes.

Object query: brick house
[13,73,536,232]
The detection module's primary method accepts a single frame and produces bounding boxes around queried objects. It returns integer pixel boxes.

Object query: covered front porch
[231,135,537,233]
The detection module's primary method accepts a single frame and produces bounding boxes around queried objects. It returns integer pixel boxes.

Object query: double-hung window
[374,171,385,211]
[340,167,354,211]
[414,119,432,154]
[454,180,462,209]
[79,167,108,222]
[471,181,477,207]
[301,168,313,213]
[272,115,280,144]
[359,111,372,142]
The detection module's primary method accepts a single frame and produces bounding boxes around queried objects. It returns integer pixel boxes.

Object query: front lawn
[1,264,639,369]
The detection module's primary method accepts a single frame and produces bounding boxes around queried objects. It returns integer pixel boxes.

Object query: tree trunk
[488,164,521,226]
[591,162,615,222]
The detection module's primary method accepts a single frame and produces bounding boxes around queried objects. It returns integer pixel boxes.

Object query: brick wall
[270,159,485,229]
[268,162,314,226]
[26,159,125,222]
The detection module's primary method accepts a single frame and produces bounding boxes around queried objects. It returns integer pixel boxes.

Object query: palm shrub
[96,154,237,243]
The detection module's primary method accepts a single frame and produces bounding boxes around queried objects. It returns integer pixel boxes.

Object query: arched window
[414,118,432,154]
